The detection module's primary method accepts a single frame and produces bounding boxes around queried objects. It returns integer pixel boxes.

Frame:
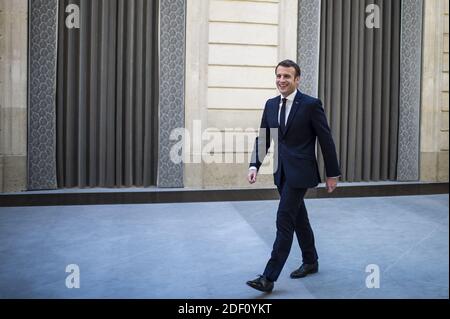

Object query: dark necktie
[280,98,287,133]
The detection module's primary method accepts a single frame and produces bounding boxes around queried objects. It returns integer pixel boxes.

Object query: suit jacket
[250,90,341,188]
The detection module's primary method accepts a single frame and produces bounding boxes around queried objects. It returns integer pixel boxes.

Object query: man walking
[246,60,340,292]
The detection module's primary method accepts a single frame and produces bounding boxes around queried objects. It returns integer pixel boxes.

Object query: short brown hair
[275,60,301,78]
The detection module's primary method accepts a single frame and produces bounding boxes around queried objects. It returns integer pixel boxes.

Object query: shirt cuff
[249,166,257,171]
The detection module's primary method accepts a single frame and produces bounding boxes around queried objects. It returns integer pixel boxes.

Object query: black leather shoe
[290,261,319,278]
[246,275,274,292]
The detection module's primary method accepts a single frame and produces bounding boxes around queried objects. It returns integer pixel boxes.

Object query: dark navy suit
[250,90,340,282]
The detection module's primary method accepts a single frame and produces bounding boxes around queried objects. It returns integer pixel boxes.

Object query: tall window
[318,0,401,181]
[56,0,159,187]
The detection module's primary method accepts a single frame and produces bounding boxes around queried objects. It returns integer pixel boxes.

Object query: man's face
[275,66,300,96]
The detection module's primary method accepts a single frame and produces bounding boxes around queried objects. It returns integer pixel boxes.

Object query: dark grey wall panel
[397,0,423,181]
[158,0,186,187]
[297,0,321,97]
[27,0,58,190]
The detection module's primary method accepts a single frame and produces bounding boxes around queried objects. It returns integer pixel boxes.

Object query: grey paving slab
[0,195,447,299]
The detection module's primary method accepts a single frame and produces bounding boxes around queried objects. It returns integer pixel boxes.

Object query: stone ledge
[0,182,447,207]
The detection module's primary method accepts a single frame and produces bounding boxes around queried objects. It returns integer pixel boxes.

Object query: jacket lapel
[271,95,281,129]
[284,90,303,136]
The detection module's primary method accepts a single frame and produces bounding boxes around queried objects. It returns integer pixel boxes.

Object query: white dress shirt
[278,90,297,126]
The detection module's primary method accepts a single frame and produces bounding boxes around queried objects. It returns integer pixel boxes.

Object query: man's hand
[248,169,257,184]
[326,177,338,193]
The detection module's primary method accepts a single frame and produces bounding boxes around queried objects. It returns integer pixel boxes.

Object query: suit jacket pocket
[291,153,316,161]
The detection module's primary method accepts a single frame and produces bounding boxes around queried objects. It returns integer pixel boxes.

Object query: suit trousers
[263,166,318,282]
